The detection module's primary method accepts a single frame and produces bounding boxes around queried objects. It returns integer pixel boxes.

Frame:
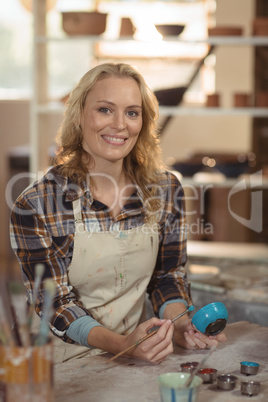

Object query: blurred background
[1,0,268,325]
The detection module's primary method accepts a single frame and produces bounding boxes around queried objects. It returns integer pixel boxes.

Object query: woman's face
[80,76,143,169]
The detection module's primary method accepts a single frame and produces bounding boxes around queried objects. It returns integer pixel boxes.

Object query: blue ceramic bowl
[191,302,228,335]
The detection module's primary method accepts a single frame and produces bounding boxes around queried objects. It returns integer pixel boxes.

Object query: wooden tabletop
[54,321,268,401]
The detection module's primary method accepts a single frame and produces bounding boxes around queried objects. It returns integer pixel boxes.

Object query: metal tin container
[217,374,238,391]
[240,361,259,375]
[198,368,218,383]
[241,380,261,396]
[180,362,199,373]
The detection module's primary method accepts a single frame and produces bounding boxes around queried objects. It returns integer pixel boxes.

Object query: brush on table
[8,280,31,347]
[107,305,195,363]
[0,297,16,346]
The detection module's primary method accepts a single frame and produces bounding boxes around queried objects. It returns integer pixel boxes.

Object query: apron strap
[73,199,85,233]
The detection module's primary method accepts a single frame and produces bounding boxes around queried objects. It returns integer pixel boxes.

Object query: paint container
[191,302,228,336]
[0,341,53,401]
[217,374,238,391]
[240,361,259,375]
[180,362,199,373]
[241,380,261,396]
[198,368,218,383]
[158,372,202,402]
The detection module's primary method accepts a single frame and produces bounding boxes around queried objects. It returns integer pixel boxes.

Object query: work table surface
[54,322,268,401]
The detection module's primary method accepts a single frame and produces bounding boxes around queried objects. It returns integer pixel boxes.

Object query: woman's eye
[127,110,139,117]
[99,107,110,114]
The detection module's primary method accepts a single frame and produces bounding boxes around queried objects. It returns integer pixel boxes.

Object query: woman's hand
[122,317,174,364]
[173,317,227,350]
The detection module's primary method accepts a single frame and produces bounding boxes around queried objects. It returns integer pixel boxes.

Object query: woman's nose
[112,112,126,130]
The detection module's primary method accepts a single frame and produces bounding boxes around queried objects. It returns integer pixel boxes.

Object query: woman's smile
[101,135,127,145]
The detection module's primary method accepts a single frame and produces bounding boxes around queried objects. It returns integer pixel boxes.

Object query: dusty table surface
[54,321,268,401]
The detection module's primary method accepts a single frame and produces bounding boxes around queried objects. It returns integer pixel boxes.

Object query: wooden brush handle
[107,329,158,363]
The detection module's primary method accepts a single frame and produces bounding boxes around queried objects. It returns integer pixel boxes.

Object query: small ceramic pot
[62,12,107,36]
[233,93,252,107]
[241,381,261,396]
[217,374,238,391]
[253,18,268,36]
[191,302,228,336]
[206,94,220,107]
[240,361,259,375]
[198,368,218,383]
[180,362,199,373]
[255,91,268,107]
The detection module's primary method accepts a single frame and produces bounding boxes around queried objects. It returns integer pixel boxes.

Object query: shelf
[203,36,268,46]
[35,103,268,118]
[35,35,268,46]
[180,177,268,189]
[159,107,268,117]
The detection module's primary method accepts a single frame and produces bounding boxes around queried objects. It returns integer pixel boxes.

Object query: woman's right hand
[121,317,174,364]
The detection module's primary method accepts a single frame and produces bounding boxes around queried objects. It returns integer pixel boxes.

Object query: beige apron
[53,198,159,363]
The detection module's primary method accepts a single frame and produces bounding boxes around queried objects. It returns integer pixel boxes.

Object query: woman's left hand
[173,317,227,350]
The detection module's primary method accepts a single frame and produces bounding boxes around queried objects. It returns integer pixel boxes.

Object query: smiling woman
[10,62,226,365]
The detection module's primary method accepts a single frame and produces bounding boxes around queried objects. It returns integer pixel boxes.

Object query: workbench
[54,321,268,401]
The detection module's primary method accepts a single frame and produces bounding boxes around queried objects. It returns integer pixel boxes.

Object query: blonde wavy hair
[55,63,165,213]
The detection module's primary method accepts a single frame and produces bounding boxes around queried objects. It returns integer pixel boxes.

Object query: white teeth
[103,136,125,143]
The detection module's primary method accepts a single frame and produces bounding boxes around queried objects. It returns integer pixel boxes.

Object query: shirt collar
[46,166,93,203]
[47,166,146,210]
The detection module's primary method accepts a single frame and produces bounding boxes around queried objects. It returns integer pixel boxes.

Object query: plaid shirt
[10,166,191,342]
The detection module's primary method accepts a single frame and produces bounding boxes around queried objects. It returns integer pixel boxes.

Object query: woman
[10,63,226,364]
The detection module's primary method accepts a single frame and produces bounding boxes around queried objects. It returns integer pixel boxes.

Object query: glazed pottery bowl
[191,302,228,335]
[155,24,185,37]
[158,372,202,402]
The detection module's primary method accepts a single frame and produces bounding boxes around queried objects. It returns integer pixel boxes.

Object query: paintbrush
[28,263,45,332]
[0,296,15,346]
[8,280,31,347]
[107,305,195,363]
[35,279,56,346]
[184,344,216,388]
[4,281,22,346]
